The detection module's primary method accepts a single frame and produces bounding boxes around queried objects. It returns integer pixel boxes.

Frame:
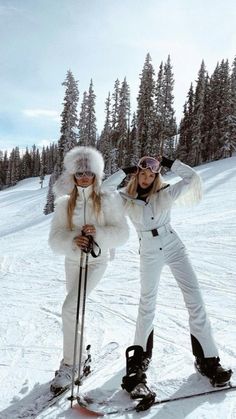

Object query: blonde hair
[126,171,165,198]
[67,178,101,230]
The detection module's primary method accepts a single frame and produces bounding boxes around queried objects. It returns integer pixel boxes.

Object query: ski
[1,342,119,419]
[77,381,236,415]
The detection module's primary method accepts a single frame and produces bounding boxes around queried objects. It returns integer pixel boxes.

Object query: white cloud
[22,109,60,121]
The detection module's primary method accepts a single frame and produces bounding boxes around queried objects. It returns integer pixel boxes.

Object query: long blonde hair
[67,178,101,230]
[126,171,165,198]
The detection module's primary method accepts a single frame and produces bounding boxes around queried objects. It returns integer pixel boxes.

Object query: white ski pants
[134,224,219,358]
[62,255,107,365]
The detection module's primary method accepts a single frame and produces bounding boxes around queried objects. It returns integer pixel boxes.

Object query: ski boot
[121,345,156,412]
[51,345,91,394]
[51,361,76,394]
[195,356,233,387]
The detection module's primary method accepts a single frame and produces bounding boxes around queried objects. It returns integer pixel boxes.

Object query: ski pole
[68,234,99,407]
[76,252,89,390]
[68,250,85,407]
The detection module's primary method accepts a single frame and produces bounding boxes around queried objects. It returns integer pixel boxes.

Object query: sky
[0,0,236,152]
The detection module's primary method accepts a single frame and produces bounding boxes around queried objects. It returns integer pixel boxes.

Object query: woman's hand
[122,166,139,175]
[82,224,96,237]
[73,235,90,250]
[73,225,96,251]
[157,156,174,169]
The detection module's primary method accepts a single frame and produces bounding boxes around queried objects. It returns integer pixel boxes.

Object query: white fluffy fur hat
[64,146,104,175]
[54,146,104,197]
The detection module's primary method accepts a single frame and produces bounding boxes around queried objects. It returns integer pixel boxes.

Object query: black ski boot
[195,356,233,387]
[121,345,156,412]
[121,346,146,392]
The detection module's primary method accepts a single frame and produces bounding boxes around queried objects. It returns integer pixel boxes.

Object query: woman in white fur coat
[48,146,129,393]
[104,156,232,392]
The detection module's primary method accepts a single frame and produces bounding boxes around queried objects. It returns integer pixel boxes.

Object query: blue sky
[0,0,236,151]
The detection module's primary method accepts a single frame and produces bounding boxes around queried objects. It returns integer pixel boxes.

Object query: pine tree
[14,147,21,183]
[21,147,32,178]
[191,60,207,165]
[39,146,47,187]
[41,146,47,173]
[78,80,97,147]
[227,56,236,156]
[46,143,57,174]
[136,53,156,156]
[10,149,18,186]
[6,149,16,186]
[98,92,112,175]
[31,145,37,177]
[0,151,5,189]
[201,75,212,161]
[31,145,41,177]
[44,70,79,214]
[129,112,139,164]
[161,56,177,157]
[111,79,120,131]
[86,79,97,146]
[207,60,233,160]
[78,91,88,145]
[108,79,121,170]
[177,83,195,163]
[207,63,221,160]
[44,172,56,214]
[117,77,131,166]
[154,62,164,155]
[3,151,8,185]
[56,70,79,176]
[5,153,12,187]
[217,60,232,158]
[231,56,236,115]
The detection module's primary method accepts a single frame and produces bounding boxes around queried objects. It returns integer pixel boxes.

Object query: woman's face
[75,172,95,188]
[138,169,156,189]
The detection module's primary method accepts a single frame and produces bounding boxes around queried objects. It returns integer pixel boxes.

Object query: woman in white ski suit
[104,156,221,369]
[48,146,129,393]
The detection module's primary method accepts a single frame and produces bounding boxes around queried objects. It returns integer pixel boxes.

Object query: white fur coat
[49,186,129,261]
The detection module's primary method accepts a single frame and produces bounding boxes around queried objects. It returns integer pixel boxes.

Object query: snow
[0,157,236,419]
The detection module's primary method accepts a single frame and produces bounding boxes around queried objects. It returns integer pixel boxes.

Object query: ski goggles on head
[74,171,95,179]
[137,156,161,173]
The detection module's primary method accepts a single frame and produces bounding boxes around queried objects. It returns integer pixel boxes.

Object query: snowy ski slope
[0,157,236,418]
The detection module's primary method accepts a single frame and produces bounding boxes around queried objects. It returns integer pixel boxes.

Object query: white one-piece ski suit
[104,159,219,359]
[49,185,129,365]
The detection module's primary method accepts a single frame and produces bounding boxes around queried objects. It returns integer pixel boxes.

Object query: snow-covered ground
[0,157,236,419]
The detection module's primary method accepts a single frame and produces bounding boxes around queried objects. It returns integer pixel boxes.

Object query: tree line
[1,53,235,213]
[177,58,236,165]
[0,144,57,189]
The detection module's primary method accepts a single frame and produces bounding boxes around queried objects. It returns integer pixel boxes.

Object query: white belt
[138,224,172,238]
